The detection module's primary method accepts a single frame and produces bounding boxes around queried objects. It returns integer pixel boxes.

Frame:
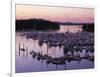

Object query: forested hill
[16,19,60,31]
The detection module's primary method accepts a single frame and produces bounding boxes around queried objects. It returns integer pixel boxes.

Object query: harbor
[16,25,94,73]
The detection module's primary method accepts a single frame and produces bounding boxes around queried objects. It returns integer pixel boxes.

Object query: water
[58,25,82,33]
[16,25,94,73]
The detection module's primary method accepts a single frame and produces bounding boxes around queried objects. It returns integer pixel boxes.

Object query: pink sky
[16,4,94,23]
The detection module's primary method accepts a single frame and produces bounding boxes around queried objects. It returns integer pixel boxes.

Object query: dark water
[16,25,94,73]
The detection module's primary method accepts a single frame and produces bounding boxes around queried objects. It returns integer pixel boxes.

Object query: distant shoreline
[16,18,94,32]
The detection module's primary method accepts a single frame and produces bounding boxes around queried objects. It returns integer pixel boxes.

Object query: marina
[16,25,94,73]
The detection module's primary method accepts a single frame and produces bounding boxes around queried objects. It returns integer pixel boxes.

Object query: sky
[16,4,94,23]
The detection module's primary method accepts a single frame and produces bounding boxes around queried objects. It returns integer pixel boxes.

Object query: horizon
[16,4,94,23]
[16,18,94,24]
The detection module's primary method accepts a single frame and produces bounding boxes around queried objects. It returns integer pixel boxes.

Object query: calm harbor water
[59,25,82,33]
[16,25,94,73]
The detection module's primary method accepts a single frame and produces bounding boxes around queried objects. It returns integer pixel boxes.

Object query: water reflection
[16,25,94,73]
[59,25,82,33]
